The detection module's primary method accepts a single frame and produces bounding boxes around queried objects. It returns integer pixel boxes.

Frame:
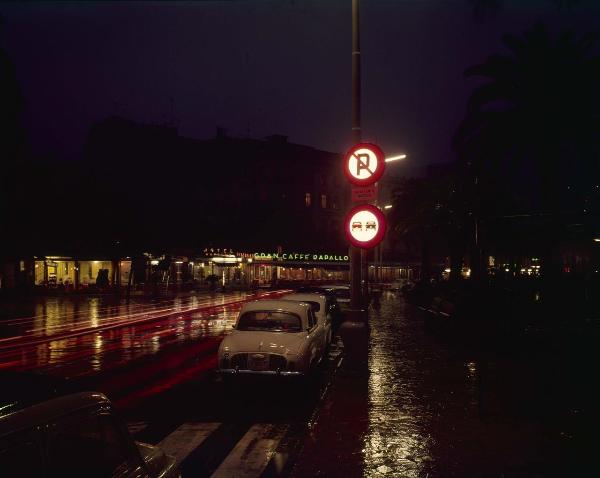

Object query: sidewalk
[290,369,369,477]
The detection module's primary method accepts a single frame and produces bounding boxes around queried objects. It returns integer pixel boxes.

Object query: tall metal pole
[350,0,362,309]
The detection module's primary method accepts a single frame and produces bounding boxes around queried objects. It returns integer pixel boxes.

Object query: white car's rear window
[237,311,302,332]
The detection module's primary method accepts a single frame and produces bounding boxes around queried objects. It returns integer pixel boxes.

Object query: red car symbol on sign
[352,221,362,231]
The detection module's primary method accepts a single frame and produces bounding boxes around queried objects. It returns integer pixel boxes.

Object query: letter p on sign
[344,143,385,186]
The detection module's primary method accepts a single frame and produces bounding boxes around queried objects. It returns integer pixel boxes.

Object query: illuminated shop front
[22,249,414,291]
[187,249,252,287]
[368,264,416,283]
[251,251,351,286]
[33,257,132,288]
[186,249,353,287]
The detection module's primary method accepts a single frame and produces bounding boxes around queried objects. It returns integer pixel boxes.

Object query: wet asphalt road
[2,290,600,476]
[292,291,600,477]
[0,290,339,477]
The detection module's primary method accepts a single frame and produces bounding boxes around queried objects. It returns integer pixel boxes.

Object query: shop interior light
[211,257,241,264]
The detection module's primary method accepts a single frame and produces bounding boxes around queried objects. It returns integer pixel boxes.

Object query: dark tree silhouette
[455,23,600,282]
[0,17,27,258]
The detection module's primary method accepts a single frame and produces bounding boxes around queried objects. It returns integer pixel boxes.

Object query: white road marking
[158,422,221,465]
[126,421,148,435]
[211,423,288,478]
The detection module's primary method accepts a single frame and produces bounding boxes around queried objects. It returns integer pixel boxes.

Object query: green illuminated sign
[253,252,349,262]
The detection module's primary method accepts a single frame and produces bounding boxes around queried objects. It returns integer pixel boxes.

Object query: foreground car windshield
[237,311,302,332]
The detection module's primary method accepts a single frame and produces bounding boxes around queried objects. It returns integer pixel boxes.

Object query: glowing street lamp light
[385,154,407,163]
[383,204,393,210]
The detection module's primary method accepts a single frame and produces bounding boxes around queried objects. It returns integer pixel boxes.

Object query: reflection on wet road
[293,291,599,477]
[0,291,288,381]
[362,292,599,477]
[364,297,435,478]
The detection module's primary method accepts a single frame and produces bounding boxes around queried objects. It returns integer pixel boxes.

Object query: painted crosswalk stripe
[127,421,149,435]
[211,423,288,478]
[158,422,221,466]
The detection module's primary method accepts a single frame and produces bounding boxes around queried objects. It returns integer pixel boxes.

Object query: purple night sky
[1,1,599,175]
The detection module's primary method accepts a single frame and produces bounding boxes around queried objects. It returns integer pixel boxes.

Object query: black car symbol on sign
[352,221,362,231]
[366,221,376,230]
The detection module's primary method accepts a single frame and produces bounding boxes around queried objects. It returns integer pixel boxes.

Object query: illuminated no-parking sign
[343,143,385,186]
[345,204,386,249]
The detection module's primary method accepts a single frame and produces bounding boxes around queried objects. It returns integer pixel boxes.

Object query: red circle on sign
[344,204,387,249]
[343,143,385,186]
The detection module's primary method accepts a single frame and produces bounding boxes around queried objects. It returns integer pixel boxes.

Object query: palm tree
[454,23,600,280]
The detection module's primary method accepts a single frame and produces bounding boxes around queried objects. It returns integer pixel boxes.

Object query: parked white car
[281,292,332,346]
[329,285,351,304]
[218,299,328,377]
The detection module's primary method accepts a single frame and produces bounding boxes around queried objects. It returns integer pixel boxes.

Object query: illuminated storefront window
[34,258,114,287]
[305,192,311,207]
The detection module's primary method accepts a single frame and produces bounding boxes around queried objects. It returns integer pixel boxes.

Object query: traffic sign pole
[338,0,370,374]
[350,0,362,311]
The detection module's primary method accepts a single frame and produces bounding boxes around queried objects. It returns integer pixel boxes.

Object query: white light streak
[385,154,407,162]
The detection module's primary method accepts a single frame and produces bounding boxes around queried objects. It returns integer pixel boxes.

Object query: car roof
[241,299,310,316]
[0,391,112,438]
[328,285,350,290]
[281,293,326,305]
[297,286,334,295]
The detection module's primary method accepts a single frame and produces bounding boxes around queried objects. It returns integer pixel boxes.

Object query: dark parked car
[0,372,180,478]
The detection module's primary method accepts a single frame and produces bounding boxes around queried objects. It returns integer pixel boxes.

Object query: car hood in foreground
[222,330,305,355]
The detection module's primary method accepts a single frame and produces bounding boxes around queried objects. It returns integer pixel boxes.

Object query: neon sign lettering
[253,252,349,262]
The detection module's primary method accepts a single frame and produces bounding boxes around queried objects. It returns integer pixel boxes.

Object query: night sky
[1,0,600,175]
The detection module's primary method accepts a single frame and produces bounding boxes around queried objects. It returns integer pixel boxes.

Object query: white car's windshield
[237,311,302,332]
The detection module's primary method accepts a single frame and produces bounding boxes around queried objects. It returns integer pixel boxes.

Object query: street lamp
[385,154,407,163]
[384,204,393,209]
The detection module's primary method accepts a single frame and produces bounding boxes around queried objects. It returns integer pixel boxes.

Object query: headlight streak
[0,290,286,377]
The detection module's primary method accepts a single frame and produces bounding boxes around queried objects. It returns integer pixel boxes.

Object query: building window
[321,194,327,209]
[305,193,312,207]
